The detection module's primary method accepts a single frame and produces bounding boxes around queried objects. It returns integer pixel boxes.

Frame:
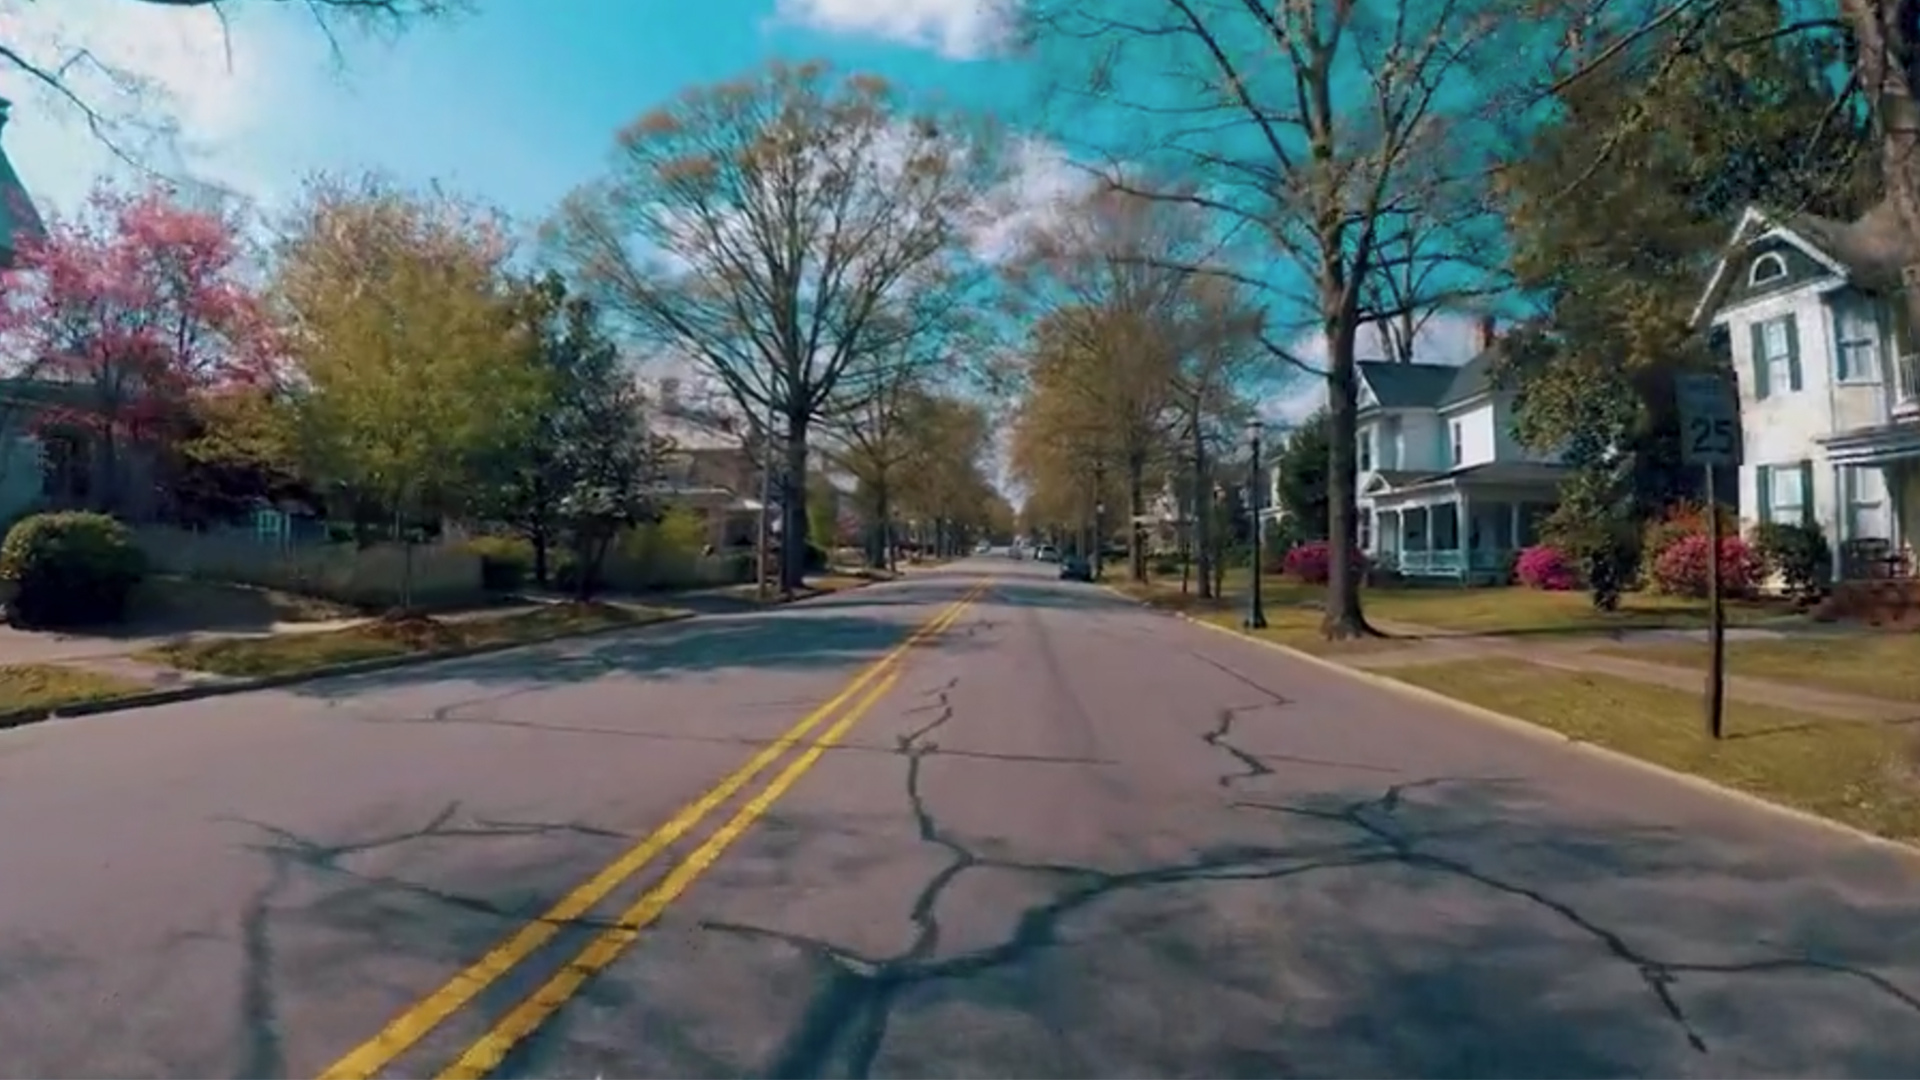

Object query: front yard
[1596,634,1920,704]
[139,601,684,679]
[1129,571,1796,639]
[1387,658,1920,841]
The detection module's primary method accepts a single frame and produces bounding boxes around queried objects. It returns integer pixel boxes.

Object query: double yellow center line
[319,577,992,1080]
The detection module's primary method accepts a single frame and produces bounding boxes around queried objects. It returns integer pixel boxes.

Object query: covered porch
[1364,464,1567,585]
[1818,424,1920,623]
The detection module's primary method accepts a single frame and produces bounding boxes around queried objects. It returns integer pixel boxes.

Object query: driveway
[1,559,1917,1077]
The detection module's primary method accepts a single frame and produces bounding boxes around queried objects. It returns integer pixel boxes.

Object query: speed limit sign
[1676,373,1741,466]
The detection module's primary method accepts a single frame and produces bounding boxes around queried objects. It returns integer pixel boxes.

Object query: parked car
[1036,544,1059,562]
[1059,554,1093,582]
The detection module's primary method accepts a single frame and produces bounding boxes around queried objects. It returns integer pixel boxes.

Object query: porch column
[1508,503,1521,549]
[1455,491,1470,580]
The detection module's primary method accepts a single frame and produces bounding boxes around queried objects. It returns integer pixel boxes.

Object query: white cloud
[1260,311,1491,430]
[968,136,1095,264]
[0,0,320,214]
[773,0,1020,59]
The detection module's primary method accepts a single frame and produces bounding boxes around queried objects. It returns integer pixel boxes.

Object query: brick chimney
[1476,314,1498,354]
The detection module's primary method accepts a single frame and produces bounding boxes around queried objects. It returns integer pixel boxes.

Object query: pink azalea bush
[1282,541,1366,584]
[1515,544,1579,591]
[1650,533,1762,598]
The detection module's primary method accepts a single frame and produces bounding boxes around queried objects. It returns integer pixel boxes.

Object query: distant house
[1691,202,1917,581]
[1336,319,1569,584]
[641,377,767,548]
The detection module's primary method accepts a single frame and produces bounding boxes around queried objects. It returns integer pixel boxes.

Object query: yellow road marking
[437,665,915,1079]
[317,580,988,1080]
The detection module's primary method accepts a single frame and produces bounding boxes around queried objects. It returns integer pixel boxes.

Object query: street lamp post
[1245,419,1268,630]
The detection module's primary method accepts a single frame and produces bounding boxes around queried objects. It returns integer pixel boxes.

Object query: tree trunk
[1191,422,1213,600]
[1320,315,1382,640]
[532,522,551,587]
[1843,0,1920,344]
[869,485,891,570]
[1126,451,1148,582]
[780,427,809,592]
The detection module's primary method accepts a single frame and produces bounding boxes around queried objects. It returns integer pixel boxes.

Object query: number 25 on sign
[1676,373,1741,466]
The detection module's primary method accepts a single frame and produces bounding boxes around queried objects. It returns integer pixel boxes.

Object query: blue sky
[3,0,1038,227]
[0,0,1485,478]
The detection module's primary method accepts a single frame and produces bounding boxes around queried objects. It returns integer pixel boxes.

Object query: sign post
[1675,373,1740,740]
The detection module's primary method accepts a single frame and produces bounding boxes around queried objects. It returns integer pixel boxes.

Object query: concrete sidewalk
[1349,616,1913,722]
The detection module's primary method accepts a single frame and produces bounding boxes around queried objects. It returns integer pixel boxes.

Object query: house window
[1753,315,1801,398]
[1449,420,1464,466]
[1835,298,1881,383]
[1749,252,1788,286]
[1358,428,1372,472]
[1757,461,1811,526]
[1844,465,1889,541]
[1382,415,1403,469]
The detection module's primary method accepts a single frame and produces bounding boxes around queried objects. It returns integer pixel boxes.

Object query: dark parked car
[1059,554,1093,582]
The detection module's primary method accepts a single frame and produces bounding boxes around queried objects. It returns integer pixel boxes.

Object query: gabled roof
[1357,349,1499,412]
[0,99,41,269]
[1690,202,1906,327]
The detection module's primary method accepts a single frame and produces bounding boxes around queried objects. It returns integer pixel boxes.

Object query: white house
[1338,319,1570,583]
[1691,202,1916,579]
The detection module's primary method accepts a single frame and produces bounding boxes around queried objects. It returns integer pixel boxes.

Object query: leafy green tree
[1500,0,1872,606]
[274,174,543,608]
[547,328,667,601]
[1270,409,1331,546]
[477,271,633,588]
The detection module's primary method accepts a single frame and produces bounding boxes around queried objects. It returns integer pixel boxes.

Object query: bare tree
[1026,0,1532,637]
[546,60,1003,590]
[1006,185,1214,580]
[3,0,460,164]
[1167,274,1262,597]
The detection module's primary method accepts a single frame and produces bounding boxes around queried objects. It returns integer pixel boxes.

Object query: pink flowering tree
[0,181,274,513]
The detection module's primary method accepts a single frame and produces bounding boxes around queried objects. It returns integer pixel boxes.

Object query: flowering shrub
[1650,533,1761,598]
[1282,541,1365,584]
[1515,544,1579,591]
[1641,499,1739,571]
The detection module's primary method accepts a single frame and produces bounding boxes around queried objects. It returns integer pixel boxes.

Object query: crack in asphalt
[1236,781,1920,1057]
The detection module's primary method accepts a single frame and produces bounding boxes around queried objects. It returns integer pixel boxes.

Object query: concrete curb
[1108,585,1920,861]
[0,610,699,734]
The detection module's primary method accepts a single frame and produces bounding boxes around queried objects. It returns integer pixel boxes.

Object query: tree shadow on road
[285,600,998,707]
[513,680,1920,1080]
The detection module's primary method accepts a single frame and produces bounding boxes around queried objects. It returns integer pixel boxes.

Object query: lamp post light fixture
[1245,419,1268,631]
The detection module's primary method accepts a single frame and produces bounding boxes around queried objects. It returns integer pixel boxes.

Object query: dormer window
[1748,252,1788,287]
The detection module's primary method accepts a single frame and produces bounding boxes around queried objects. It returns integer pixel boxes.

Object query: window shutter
[1757,464,1773,523]
[1799,460,1816,526]
[1785,314,1803,390]
[1749,322,1770,400]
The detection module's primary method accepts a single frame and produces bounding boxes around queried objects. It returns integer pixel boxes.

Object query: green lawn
[141,602,684,679]
[1135,571,1794,638]
[1386,658,1920,841]
[0,664,147,714]
[1595,633,1920,704]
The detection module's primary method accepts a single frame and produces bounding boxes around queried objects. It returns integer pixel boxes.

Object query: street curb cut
[0,610,700,735]
[1107,584,1920,861]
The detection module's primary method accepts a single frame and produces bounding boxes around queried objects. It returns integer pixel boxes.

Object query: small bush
[1748,521,1831,602]
[1641,499,1739,572]
[0,511,148,628]
[1515,545,1579,591]
[1282,540,1367,585]
[464,535,533,592]
[1649,533,1762,599]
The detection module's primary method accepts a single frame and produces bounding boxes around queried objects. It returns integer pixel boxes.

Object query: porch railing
[1897,353,1920,414]
[1391,548,1512,575]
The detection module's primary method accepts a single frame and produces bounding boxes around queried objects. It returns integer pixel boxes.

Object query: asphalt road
[4,558,1920,1079]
